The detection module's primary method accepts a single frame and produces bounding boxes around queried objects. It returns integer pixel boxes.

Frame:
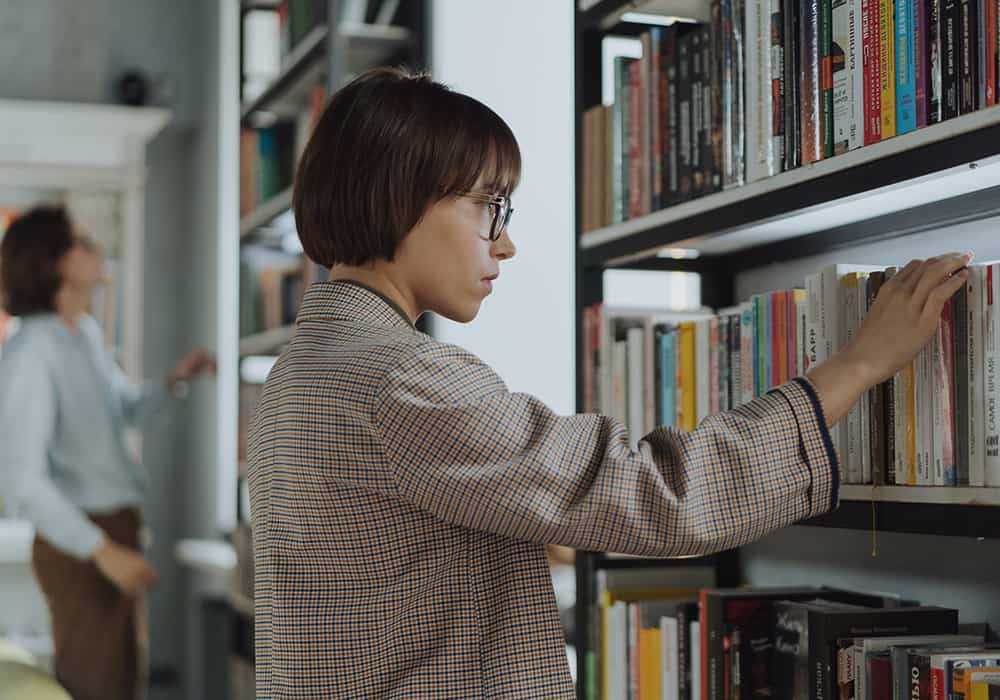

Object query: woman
[247,67,969,699]
[0,206,215,700]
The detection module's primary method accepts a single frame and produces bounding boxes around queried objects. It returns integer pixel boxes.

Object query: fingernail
[965,249,975,260]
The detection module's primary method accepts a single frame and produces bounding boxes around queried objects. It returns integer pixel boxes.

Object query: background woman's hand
[93,538,159,596]
[169,349,217,385]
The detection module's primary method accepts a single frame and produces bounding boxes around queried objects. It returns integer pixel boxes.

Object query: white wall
[431,0,576,414]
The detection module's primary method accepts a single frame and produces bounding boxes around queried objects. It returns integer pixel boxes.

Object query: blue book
[658,330,676,426]
[896,0,917,134]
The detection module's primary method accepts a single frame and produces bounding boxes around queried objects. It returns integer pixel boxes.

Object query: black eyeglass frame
[456,190,514,241]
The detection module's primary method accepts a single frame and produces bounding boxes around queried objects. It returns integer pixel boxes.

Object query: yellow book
[680,322,696,431]
[879,0,896,138]
[639,627,662,700]
[904,361,917,484]
[954,667,1000,700]
[969,679,1000,700]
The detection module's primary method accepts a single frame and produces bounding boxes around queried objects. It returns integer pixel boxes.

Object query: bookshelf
[574,0,1000,695]
[228,1,429,690]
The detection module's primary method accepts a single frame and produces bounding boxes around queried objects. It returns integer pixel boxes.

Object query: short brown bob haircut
[293,67,522,267]
[0,206,75,316]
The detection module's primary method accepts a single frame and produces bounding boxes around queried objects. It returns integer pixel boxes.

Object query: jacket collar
[297,280,415,330]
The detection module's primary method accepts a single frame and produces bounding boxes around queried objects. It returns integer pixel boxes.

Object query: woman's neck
[54,284,90,332]
[329,263,420,323]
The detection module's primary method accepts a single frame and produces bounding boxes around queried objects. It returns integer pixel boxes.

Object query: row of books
[588,579,998,700]
[239,88,324,217]
[580,0,1000,233]
[239,247,326,339]
[582,262,1000,487]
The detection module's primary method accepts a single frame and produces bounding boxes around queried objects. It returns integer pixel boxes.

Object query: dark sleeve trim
[791,376,839,511]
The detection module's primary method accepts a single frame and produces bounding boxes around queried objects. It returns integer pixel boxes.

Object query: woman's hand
[166,349,217,393]
[93,537,159,596]
[807,251,971,427]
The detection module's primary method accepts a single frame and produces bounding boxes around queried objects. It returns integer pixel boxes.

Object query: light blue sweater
[0,314,166,559]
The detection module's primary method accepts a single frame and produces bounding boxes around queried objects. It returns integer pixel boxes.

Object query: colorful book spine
[915,0,930,128]
[863,0,883,143]
[896,0,917,134]
[879,0,897,138]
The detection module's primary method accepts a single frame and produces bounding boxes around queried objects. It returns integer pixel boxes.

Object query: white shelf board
[241,24,328,122]
[240,186,293,238]
[839,484,1000,506]
[239,324,295,356]
[580,105,1000,260]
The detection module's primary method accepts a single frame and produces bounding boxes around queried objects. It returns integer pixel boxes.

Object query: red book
[863,0,883,144]
[986,0,998,107]
[772,293,786,386]
[870,654,893,700]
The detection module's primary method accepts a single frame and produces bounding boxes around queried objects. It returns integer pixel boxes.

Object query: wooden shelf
[239,324,295,356]
[579,106,1000,269]
[239,186,293,238]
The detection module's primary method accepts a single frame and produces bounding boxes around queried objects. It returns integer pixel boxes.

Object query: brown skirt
[31,508,148,700]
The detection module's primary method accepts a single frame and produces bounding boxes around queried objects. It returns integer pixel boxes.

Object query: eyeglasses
[456,191,514,241]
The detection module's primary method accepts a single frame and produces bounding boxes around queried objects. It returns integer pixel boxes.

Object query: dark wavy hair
[294,66,522,267]
[0,206,75,316]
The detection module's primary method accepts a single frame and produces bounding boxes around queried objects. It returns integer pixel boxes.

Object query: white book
[613,340,628,428]
[969,264,986,486]
[643,318,657,435]
[690,621,701,700]
[745,0,774,182]
[914,345,927,484]
[661,616,680,700]
[817,264,884,467]
[626,326,645,447]
[605,601,629,700]
[740,302,755,405]
[696,319,711,424]
[986,263,1000,485]
[923,341,937,485]
[832,0,853,153]
[600,312,615,418]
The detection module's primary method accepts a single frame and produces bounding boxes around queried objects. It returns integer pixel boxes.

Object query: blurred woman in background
[0,206,215,700]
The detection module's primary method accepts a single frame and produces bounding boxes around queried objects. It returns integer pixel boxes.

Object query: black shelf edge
[591,552,723,570]
[240,24,328,124]
[579,116,1000,268]
[802,500,1000,539]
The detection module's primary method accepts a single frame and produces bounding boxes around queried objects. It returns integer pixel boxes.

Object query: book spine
[710,317,720,413]
[785,0,803,168]
[741,303,755,404]
[770,0,786,170]
[943,0,961,119]
[702,24,721,193]
[986,0,997,106]
[692,30,706,197]
[970,265,986,485]
[930,0,945,123]
[864,0,884,143]
[710,9,725,193]
[733,0,747,186]
[954,283,971,485]
[850,0,866,150]
[640,32,652,216]
[822,0,836,157]
[897,0,918,134]
[940,299,958,485]
[986,264,1000,485]
[858,276,873,482]
[747,0,765,182]
[844,275,863,482]
[880,0,897,138]
[702,592,720,700]
[667,29,681,203]
[651,29,663,211]
[629,60,643,219]
[613,58,628,223]
[679,32,694,201]
[868,273,885,483]
[834,0,854,154]
[802,0,824,162]
[959,0,979,113]
[916,0,930,128]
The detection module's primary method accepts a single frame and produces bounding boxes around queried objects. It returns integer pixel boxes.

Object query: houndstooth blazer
[247,280,839,699]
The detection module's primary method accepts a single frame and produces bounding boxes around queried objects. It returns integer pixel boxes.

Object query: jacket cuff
[770,377,841,516]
